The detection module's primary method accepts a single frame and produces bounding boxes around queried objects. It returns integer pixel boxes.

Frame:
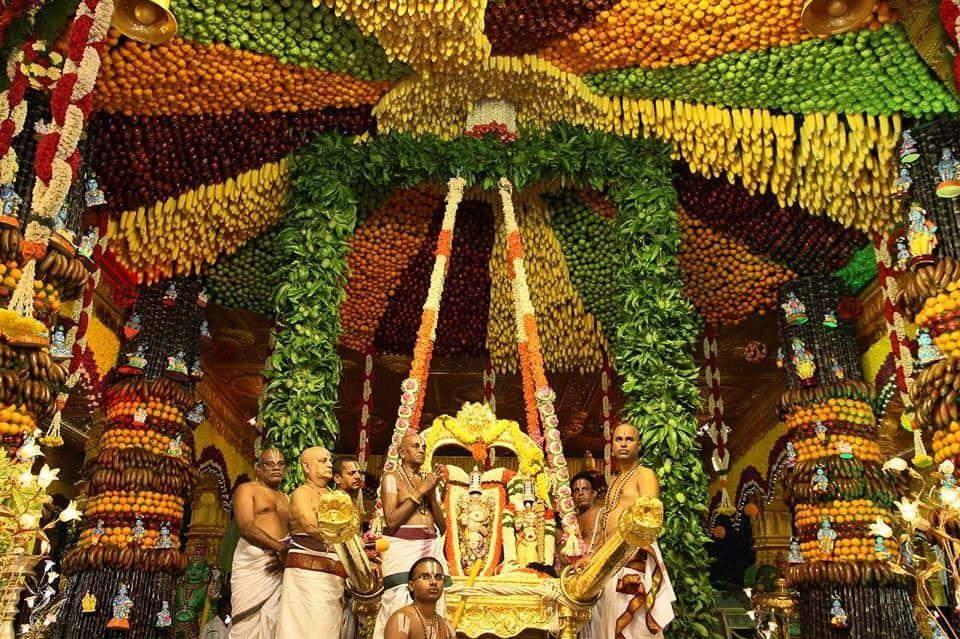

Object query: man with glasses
[230,447,290,639]
[383,557,454,639]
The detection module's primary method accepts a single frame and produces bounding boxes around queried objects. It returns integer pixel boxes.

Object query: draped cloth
[229,538,282,639]
[580,542,676,639]
[372,526,447,639]
[275,543,346,638]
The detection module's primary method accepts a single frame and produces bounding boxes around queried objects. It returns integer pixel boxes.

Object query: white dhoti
[229,539,282,639]
[275,544,346,639]
[372,526,447,639]
[581,542,676,639]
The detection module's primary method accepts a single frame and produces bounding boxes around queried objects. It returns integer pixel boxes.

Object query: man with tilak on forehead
[384,557,455,639]
[373,431,447,639]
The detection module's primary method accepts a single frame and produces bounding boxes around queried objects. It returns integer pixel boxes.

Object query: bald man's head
[399,431,426,467]
[612,422,640,462]
[300,446,333,485]
[255,447,286,488]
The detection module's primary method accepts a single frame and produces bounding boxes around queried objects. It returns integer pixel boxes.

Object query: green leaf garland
[267,125,720,637]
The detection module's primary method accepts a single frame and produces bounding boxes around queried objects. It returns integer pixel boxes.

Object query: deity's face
[572,478,597,510]
[400,433,426,466]
[612,424,640,462]
[409,560,444,604]
[256,448,286,487]
[334,460,363,492]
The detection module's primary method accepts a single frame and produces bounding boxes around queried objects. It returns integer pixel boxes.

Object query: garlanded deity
[917,329,945,367]
[85,172,107,207]
[787,537,804,564]
[155,601,172,628]
[157,521,174,549]
[812,465,829,494]
[893,166,913,198]
[132,516,146,544]
[512,476,546,568]
[938,148,960,198]
[907,203,938,266]
[791,338,817,387]
[829,593,848,629]
[781,292,807,326]
[106,583,133,630]
[818,517,837,560]
[822,310,837,328]
[457,466,495,571]
[899,129,919,164]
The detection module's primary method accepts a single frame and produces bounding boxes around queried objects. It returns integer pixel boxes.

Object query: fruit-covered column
[777,276,918,639]
[53,279,204,639]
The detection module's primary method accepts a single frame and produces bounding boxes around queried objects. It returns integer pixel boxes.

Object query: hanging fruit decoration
[59,280,202,637]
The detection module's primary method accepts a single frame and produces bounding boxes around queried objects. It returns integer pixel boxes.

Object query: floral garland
[873,233,923,460]
[382,176,464,473]
[0,36,35,185]
[27,0,112,239]
[498,177,582,559]
[356,348,374,472]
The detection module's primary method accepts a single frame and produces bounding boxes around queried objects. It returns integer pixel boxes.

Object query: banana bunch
[374,55,612,137]
[89,464,189,495]
[900,258,960,318]
[62,545,188,575]
[911,359,960,430]
[107,159,289,283]
[321,0,490,72]
[486,191,605,373]
[787,561,907,587]
[627,98,900,234]
[778,381,873,414]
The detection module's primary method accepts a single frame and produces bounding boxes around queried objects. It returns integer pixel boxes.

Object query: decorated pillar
[777,276,918,639]
[52,279,204,639]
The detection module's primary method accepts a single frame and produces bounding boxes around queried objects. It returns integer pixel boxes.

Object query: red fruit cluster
[484,0,615,56]
[88,107,374,213]
[464,121,517,143]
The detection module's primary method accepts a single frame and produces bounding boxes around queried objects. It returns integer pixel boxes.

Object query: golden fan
[111,0,178,45]
[801,0,875,36]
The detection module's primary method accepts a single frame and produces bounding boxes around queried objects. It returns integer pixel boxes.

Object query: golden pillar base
[1,554,42,639]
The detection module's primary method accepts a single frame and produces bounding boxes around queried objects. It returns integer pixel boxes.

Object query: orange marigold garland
[498,177,583,559]
[383,176,464,473]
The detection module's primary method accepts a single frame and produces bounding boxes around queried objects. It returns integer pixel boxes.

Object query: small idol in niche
[85,172,107,207]
[938,148,960,198]
[781,292,807,325]
[829,593,849,629]
[812,464,829,493]
[893,166,913,199]
[791,338,817,387]
[898,129,919,164]
[906,203,938,268]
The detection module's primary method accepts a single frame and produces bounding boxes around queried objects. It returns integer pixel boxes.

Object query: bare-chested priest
[581,423,676,639]
[230,447,289,639]
[373,432,447,639]
[572,471,601,551]
[276,446,349,638]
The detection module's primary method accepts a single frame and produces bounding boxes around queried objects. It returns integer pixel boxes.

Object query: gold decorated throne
[422,402,561,637]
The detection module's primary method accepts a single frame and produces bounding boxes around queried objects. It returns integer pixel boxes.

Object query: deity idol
[155,601,172,628]
[917,329,945,367]
[781,292,807,326]
[938,148,960,198]
[785,442,797,469]
[822,310,837,328]
[787,537,804,564]
[907,203,938,267]
[791,338,817,387]
[457,467,495,571]
[829,593,848,629]
[49,326,70,360]
[166,350,188,378]
[132,516,146,544]
[812,465,829,494]
[893,166,913,199]
[815,420,827,444]
[896,236,911,270]
[157,521,174,549]
[85,173,107,207]
[163,283,178,306]
[818,517,837,560]
[106,583,134,630]
[511,476,546,569]
[832,361,845,381]
[899,129,919,164]
[0,183,21,222]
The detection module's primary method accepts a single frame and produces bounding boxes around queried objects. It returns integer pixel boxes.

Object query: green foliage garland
[266,126,720,637]
[832,243,876,294]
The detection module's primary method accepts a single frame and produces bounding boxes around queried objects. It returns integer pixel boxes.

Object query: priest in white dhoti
[373,432,447,639]
[580,423,676,639]
[230,447,290,639]
[276,447,348,637]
